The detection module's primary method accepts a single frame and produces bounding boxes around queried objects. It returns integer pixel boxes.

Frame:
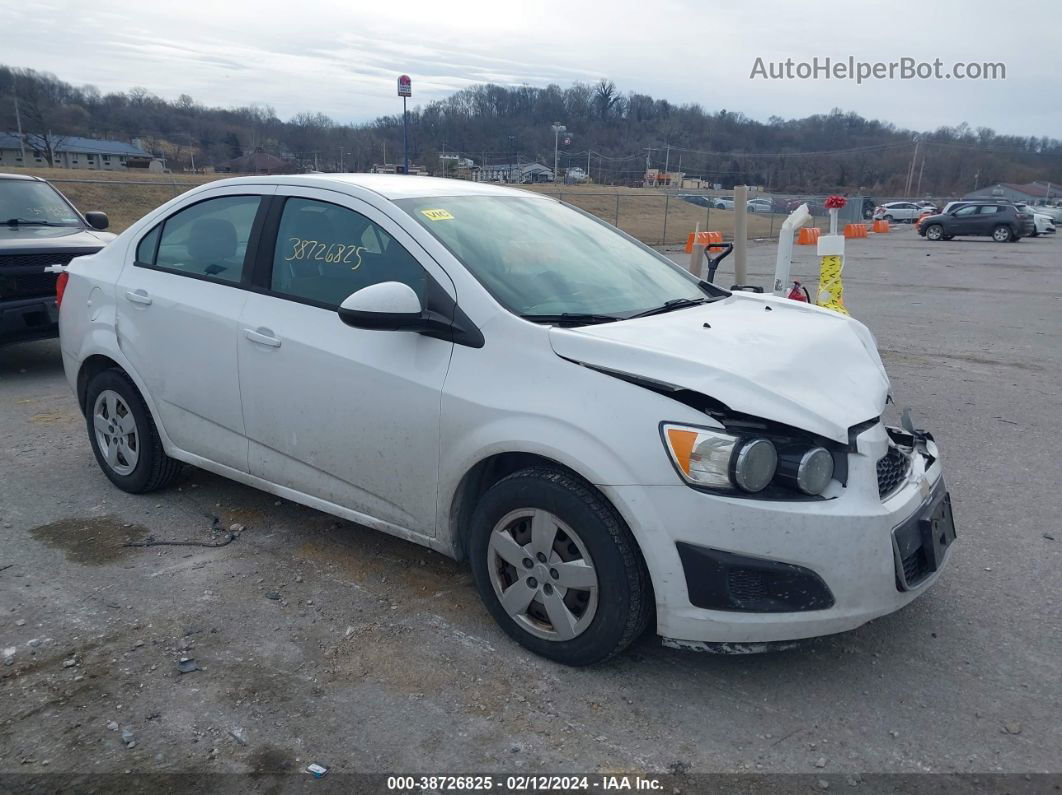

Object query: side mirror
[84,211,109,230]
[338,281,430,331]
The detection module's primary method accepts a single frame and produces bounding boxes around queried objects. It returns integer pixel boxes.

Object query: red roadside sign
[397,75,412,98]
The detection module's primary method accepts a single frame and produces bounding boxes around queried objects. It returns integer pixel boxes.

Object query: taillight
[56,271,70,309]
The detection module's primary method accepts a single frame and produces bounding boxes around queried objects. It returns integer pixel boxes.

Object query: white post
[772,203,812,295]
[733,185,748,285]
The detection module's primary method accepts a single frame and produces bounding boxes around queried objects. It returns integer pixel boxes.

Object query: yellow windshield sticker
[420,208,454,221]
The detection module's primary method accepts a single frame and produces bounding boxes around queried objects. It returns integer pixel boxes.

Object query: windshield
[0,180,82,227]
[396,195,709,319]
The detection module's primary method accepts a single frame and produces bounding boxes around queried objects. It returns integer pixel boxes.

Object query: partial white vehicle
[1016,204,1056,236]
[873,202,922,222]
[57,175,955,665]
[712,196,735,209]
[1024,204,1062,224]
[746,198,773,213]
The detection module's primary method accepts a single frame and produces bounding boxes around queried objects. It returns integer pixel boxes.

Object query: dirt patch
[29,515,149,564]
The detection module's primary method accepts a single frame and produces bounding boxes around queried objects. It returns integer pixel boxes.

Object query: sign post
[397,75,412,174]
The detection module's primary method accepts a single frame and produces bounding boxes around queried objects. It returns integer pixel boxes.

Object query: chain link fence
[40,175,930,246]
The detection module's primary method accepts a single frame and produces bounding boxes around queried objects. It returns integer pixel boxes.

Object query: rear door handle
[125,289,152,305]
[243,327,282,348]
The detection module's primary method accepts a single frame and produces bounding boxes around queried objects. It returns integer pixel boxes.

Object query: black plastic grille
[0,251,79,270]
[901,546,929,587]
[0,252,78,300]
[877,446,910,499]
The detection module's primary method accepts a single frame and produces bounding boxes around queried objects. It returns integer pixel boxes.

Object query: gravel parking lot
[1,226,1059,788]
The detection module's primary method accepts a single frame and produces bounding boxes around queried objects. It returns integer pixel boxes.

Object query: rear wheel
[992,225,1012,242]
[925,224,944,241]
[85,369,181,493]
[469,467,651,666]
[883,214,894,222]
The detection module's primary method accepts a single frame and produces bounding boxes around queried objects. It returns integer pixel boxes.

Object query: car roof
[0,172,43,182]
[201,173,550,202]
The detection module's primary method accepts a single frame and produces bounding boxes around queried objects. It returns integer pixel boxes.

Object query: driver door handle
[243,327,282,348]
[125,289,152,305]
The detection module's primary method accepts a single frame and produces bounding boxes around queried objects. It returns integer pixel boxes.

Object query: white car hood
[548,294,890,443]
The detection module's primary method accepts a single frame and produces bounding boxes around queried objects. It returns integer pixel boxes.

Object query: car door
[973,204,1003,234]
[236,187,455,536]
[115,187,272,471]
[947,204,980,235]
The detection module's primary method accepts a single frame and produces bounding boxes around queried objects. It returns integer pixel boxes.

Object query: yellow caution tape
[817,254,849,315]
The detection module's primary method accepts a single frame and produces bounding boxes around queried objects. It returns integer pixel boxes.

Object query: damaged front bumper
[601,419,956,651]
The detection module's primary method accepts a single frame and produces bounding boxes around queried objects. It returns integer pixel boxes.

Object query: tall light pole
[551,122,566,183]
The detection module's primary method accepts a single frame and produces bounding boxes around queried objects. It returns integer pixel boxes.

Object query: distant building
[0,132,162,170]
[216,148,294,174]
[963,182,1061,205]
[478,162,553,183]
[370,162,428,176]
[643,169,685,188]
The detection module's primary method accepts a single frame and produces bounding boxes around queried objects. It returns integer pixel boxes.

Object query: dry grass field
[3,167,787,243]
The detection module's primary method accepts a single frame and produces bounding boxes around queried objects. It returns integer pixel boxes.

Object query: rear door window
[269,197,426,308]
[145,195,262,283]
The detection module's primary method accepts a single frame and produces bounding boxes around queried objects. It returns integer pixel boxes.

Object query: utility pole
[915,156,925,197]
[13,95,26,162]
[338,147,343,172]
[664,143,671,175]
[904,138,920,197]
[551,122,566,184]
[587,149,591,182]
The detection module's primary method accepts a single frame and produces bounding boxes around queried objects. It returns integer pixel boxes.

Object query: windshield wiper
[519,312,623,326]
[4,218,70,227]
[628,297,711,319]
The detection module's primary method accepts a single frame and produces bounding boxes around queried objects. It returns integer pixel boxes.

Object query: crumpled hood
[548,293,890,443]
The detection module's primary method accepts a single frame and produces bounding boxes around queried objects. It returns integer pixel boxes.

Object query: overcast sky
[4,0,1059,138]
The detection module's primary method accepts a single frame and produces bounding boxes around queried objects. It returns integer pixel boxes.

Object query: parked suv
[918,201,1032,242]
[1,173,113,344]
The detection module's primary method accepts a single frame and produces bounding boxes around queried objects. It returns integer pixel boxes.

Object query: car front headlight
[662,423,835,497]
[662,424,778,493]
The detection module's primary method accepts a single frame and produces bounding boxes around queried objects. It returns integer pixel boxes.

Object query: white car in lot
[1016,204,1056,236]
[57,175,955,665]
[873,202,922,222]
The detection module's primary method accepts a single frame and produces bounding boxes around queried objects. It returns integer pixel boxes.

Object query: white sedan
[1017,204,1057,236]
[56,174,954,665]
[873,202,922,222]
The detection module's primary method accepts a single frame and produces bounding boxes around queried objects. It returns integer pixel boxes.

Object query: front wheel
[469,467,652,665]
[85,369,182,493]
[992,225,1013,242]
[925,224,944,241]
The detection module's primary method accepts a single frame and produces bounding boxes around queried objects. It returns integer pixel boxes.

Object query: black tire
[469,467,652,666]
[924,224,944,241]
[84,368,182,493]
[992,225,1012,242]
[943,234,954,241]
[883,214,894,222]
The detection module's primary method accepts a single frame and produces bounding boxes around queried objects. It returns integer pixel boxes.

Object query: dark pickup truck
[1,173,114,344]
